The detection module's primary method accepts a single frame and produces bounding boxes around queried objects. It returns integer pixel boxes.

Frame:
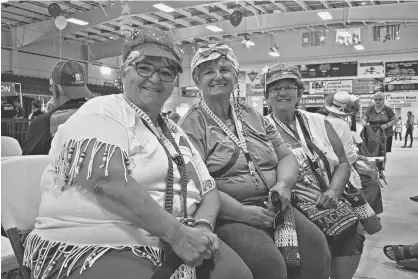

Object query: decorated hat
[324,91,356,116]
[260,63,302,89]
[191,43,239,84]
[123,27,183,73]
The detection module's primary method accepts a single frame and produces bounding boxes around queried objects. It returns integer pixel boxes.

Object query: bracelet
[194,219,214,231]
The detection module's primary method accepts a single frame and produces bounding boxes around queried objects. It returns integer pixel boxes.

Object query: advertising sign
[309,80,353,95]
[384,76,418,92]
[357,62,385,78]
[1,82,21,97]
[385,92,418,107]
[299,62,357,79]
[357,94,374,106]
[300,95,325,107]
[385,60,418,77]
[352,78,384,94]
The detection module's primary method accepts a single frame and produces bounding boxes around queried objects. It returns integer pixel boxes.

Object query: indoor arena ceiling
[2,0,418,60]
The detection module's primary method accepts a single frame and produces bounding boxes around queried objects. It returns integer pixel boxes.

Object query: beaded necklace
[124,96,188,217]
[200,94,260,190]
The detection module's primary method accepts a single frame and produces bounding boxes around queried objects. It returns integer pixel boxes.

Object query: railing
[1,119,29,145]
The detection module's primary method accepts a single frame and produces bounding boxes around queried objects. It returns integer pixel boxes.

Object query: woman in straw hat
[264,63,365,279]
[325,91,383,215]
[23,28,253,279]
[179,44,330,279]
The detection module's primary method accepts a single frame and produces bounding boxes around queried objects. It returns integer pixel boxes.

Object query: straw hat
[324,91,356,116]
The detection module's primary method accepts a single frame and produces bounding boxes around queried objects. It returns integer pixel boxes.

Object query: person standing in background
[21,60,92,155]
[28,99,44,121]
[394,117,402,142]
[403,111,415,148]
[13,99,24,119]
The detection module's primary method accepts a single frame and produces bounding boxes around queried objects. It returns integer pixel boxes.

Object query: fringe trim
[23,234,196,279]
[52,138,135,197]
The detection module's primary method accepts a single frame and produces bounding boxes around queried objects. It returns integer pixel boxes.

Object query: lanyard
[270,113,317,162]
[124,96,179,160]
[200,99,260,190]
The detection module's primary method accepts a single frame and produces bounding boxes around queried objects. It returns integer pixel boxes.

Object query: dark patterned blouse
[365,105,395,137]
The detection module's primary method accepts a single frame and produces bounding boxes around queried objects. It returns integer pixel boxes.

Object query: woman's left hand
[194,225,219,254]
[316,188,341,209]
[269,182,291,212]
[380,124,388,130]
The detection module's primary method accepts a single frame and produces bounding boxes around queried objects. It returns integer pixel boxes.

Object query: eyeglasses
[268,85,299,94]
[199,44,230,58]
[133,63,177,82]
[374,98,383,101]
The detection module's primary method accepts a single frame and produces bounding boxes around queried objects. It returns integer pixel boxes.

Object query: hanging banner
[384,76,418,92]
[300,95,325,107]
[247,71,258,83]
[357,62,385,78]
[238,71,247,83]
[335,28,361,46]
[309,80,353,95]
[352,78,384,94]
[384,92,418,107]
[385,61,418,77]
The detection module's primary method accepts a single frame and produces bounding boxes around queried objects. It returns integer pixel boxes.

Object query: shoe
[410,196,418,202]
[408,146,413,148]
[401,146,407,148]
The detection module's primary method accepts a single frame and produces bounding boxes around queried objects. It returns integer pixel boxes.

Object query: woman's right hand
[168,225,218,267]
[241,205,275,228]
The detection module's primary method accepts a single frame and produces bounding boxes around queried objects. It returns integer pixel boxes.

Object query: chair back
[1,155,51,279]
[1,155,51,231]
[1,136,22,157]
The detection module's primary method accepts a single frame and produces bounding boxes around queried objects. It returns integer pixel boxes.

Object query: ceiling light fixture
[100,66,112,75]
[361,2,367,5]
[153,3,175,13]
[109,36,116,40]
[206,25,223,32]
[354,44,365,50]
[317,11,333,20]
[67,18,89,25]
[242,33,255,48]
[268,43,280,57]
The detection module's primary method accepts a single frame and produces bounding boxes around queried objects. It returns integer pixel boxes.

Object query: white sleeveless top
[268,111,340,201]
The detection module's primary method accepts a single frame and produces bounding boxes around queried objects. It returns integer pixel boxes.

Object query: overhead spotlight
[100,66,112,75]
[268,43,280,57]
[317,11,333,20]
[268,51,280,57]
[354,44,365,50]
[242,34,255,48]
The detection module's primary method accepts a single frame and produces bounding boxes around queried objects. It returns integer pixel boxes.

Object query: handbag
[250,155,300,268]
[344,182,382,235]
[272,112,359,238]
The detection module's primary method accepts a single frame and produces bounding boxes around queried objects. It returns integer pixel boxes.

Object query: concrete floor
[354,140,418,279]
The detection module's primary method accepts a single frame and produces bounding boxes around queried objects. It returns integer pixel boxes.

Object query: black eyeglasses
[374,99,383,101]
[133,63,177,82]
[268,85,299,94]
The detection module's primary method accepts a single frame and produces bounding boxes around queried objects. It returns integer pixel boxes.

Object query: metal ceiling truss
[1,0,417,60]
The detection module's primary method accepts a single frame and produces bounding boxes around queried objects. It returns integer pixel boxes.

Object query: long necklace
[124,96,188,217]
[200,99,260,190]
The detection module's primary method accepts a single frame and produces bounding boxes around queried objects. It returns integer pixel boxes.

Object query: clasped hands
[169,223,219,267]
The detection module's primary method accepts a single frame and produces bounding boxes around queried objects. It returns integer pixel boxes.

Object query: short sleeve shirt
[365,105,395,137]
[179,104,285,200]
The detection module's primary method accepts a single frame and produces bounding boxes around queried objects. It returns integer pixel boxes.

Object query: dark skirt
[386,136,393,153]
